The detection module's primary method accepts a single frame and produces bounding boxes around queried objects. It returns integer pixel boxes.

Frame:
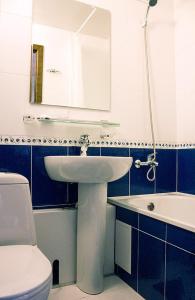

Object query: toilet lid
[0,245,52,298]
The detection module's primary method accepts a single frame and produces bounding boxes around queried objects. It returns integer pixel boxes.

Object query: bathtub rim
[108,192,195,233]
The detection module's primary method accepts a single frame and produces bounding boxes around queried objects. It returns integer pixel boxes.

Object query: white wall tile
[0,73,30,135]
[175,0,195,143]
[0,0,32,17]
[0,12,31,75]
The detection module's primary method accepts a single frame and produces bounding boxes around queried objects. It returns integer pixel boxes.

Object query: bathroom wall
[1,2,194,298]
[0,143,177,208]
[175,0,195,143]
[174,0,195,194]
[0,0,176,143]
[177,148,195,195]
[0,0,178,210]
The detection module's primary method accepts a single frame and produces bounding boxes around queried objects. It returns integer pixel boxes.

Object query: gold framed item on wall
[30,44,44,104]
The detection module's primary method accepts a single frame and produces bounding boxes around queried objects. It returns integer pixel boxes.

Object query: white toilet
[0,173,52,300]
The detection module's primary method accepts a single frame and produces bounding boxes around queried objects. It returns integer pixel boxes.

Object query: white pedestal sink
[44,155,133,294]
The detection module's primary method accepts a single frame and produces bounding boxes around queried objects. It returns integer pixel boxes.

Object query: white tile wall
[175,0,195,143]
[0,13,31,75]
[0,0,177,144]
[0,73,29,135]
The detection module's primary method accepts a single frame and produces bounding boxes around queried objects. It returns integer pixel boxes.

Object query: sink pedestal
[44,155,133,295]
[77,183,107,294]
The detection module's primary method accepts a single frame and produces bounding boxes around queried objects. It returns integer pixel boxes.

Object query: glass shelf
[23,115,120,128]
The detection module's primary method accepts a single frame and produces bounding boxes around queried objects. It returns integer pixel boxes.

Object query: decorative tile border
[177,143,195,149]
[0,135,179,149]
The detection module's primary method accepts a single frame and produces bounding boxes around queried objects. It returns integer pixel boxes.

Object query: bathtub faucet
[79,134,90,157]
[135,153,158,182]
[135,153,158,168]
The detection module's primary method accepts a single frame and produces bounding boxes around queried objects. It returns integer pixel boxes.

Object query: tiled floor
[49,276,144,300]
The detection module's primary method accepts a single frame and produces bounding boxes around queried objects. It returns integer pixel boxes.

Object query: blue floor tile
[166,244,195,300]
[32,146,68,208]
[156,149,176,193]
[130,148,155,195]
[138,231,165,300]
[0,145,31,184]
[101,147,130,196]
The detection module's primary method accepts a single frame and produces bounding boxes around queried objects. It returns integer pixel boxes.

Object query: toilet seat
[0,245,52,299]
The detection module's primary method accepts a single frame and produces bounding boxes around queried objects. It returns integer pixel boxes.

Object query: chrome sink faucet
[79,134,90,156]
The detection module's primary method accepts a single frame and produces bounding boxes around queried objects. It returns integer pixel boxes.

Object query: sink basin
[44,154,133,295]
[44,156,133,183]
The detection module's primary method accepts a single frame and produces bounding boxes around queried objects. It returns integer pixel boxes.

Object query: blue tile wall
[178,149,195,194]
[0,145,177,208]
[32,146,68,208]
[101,147,130,197]
[68,146,100,156]
[156,149,177,193]
[130,148,155,195]
[115,206,195,300]
[130,148,177,195]
[0,145,31,184]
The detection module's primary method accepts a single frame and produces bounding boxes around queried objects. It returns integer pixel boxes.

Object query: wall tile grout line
[166,241,195,256]
[164,242,167,300]
[136,215,140,293]
[176,149,178,192]
[163,225,168,300]
[165,223,168,242]
[138,228,166,243]
[129,148,131,196]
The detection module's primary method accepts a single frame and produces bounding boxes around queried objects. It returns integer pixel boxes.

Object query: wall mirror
[30,0,111,111]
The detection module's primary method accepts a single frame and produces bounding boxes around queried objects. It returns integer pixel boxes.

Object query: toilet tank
[0,173,36,246]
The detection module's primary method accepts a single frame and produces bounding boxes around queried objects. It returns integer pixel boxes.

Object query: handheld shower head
[149,0,158,6]
[142,0,158,27]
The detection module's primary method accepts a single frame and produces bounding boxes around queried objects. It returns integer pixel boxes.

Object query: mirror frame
[30,44,44,104]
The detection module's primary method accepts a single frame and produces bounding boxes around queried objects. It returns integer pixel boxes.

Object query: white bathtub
[108,193,195,233]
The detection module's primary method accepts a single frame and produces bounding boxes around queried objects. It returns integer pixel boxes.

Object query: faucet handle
[79,134,90,145]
